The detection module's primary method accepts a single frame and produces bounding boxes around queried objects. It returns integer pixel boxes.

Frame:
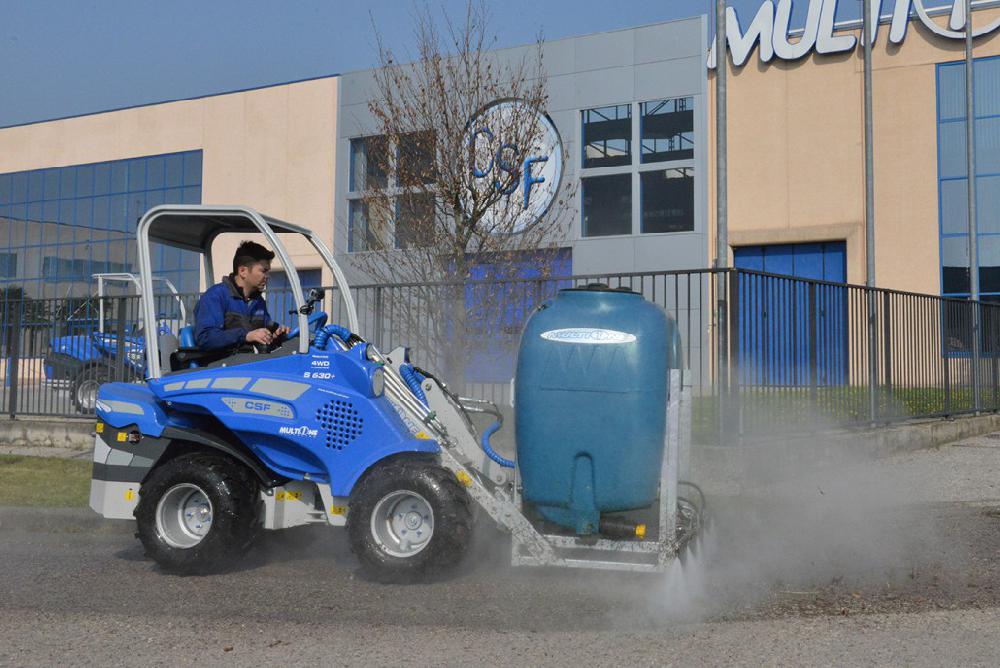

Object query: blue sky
[0,0,862,128]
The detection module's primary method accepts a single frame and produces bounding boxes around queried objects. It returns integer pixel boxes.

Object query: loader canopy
[136,204,359,379]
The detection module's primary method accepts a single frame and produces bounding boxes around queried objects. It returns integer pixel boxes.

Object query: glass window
[582,174,631,237]
[0,253,16,279]
[396,193,435,249]
[12,173,27,202]
[75,165,94,198]
[975,58,1000,118]
[0,175,9,205]
[980,235,1000,293]
[60,168,75,199]
[976,117,1000,175]
[43,170,59,200]
[641,97,694,164]
[940,179,968,235]
[397,131,436,186]
[93,163,110,196]
[349,200,371,252]
[938,122,967,179]
[0,151,201,297]
[942,236,970,294]
[110,162,128,194]
[182,152,202,186]
[146,157,165,190]
[979,175,1000,234]
[582,104,631,169]
[28,171,43,201]
[126,193,145,229]
[350,136,389,191]
[641,168,694,233]
[939,63,965,121]
[128,159,145,191]
[165,154,184,188]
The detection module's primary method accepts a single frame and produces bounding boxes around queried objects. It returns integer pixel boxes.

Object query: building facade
[0,5,999,306]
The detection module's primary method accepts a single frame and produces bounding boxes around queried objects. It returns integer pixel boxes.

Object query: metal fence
[2,268,999,444]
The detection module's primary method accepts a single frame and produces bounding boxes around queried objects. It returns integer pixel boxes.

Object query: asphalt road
[4,433,1000,666]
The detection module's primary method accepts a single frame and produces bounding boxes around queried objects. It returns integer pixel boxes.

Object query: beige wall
[711,9,1000,293]
[0,76,339,288]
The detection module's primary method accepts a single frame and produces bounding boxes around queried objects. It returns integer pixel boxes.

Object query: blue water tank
[514,285,680,535]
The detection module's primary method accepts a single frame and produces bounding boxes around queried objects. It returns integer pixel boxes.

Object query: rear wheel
[135,454,259,574]
[72,364,111,413]
[348,458,472,583]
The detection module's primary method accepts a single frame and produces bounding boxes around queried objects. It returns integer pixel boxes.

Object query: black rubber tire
[134,454,259,574]
[71,364,111,413]
[348,458,472,583]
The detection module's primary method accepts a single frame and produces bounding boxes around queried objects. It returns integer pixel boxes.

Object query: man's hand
[275,325,291,338]
[246,328,274,346]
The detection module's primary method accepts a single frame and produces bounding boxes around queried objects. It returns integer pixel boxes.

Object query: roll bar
[136,204,359,379]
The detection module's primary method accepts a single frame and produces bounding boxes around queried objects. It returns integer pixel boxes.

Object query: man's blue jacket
[194,275,272,351]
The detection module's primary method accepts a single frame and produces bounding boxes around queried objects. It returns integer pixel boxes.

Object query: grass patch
[0,455,91,507]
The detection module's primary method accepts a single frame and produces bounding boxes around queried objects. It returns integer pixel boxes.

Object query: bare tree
[352,1,575,391]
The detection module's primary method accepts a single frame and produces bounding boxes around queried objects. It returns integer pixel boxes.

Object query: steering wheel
[287,310,328,340]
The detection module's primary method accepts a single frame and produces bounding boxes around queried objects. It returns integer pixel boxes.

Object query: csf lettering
[468,126,548,210]
[244,400,271,412]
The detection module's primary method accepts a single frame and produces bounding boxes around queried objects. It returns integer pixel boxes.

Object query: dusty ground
[2,431,1000,665]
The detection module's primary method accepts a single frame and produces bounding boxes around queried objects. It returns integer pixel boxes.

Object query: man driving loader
[194,241,290,353]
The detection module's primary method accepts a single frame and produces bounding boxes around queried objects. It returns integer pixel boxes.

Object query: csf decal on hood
[540,328,636,345]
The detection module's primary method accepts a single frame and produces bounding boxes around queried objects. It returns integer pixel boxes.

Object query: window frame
[345,133,437,254]
[578,97,697,240]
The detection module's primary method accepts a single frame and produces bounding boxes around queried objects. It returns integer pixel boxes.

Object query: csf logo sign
[465,99,564,233]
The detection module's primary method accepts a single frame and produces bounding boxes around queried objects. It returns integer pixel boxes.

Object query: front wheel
[134,454,259,574]
[348,458,472,583]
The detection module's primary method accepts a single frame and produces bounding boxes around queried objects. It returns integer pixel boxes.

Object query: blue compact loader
[89,205,703,581]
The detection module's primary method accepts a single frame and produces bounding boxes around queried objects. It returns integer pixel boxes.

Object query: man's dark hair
[232,241,275,274]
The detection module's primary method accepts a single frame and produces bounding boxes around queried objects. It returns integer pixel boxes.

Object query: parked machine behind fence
[89,205,704,581]
[44,273,187,412]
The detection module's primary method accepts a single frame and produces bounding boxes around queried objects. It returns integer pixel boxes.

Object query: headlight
[364,343,383,363]
[371,367,385,397]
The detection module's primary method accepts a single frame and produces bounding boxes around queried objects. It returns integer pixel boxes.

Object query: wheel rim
[77,379,100,411]
[155,483,213,549]
[370,490,434,558]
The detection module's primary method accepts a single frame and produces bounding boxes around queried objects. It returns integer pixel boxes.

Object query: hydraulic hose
[399,363,428,407]
[480,419,514,468]
[314,324,364,351]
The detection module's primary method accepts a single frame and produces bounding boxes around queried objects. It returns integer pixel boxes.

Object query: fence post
[716,270,729,445]
[374,286,384,349]
[944,331,952,415]
[867,289,879,424]
[972,300,982,413]
[808,282,818,405]
[882,291,893,417]
[114,297,127,382]
[728,270,741,440]
[6,302,21,419]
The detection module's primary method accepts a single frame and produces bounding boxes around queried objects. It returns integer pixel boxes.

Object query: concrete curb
[0,416,93,451]
[693,413,1000,492]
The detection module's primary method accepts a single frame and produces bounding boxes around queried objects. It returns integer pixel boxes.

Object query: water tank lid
[560,283,638,295]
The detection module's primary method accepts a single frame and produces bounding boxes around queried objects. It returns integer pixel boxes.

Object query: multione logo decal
[540,328,637,345]
[709,0,1000,68]
[466,99,563,233]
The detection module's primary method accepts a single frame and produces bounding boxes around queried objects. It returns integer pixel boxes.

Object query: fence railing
[2,268,998,444]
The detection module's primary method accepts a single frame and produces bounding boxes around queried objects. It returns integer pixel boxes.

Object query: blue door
[734,242,848,387]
